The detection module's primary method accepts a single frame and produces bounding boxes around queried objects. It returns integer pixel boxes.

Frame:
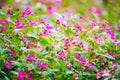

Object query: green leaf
[64,29,74,35]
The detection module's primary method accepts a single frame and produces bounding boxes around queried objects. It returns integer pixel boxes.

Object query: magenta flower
[26,74,31,80]
[80,57,86,64]
[96,72,101,79]
[74,73,79,80]
[88,63,93,69]
[47,6,53,14]
[41,63,47,69]
[5,62,11,69]
[26,54,34,61]
[108,52,117,59]
[1,26,6,32]
[56,19,60,24]
[74,52,80,59]
[36,61,41,68]
[27,20,37,26]
[15,18,25,29]
[22,36,27,41]
[8,49,14,55]
[75,24,82,31]
[21,8,33,18]
[78,42,83,47]
[66,62,71,68]
[17,71,23,80]
[40,18,45,24]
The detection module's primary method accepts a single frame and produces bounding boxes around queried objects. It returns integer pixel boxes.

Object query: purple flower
[40,18,45,24]
[66,62,71,68]
[96,72,101,79]
[22,36,27,41]
[56,19,60,24]
[27,20,37,26]
[21,8,33,18]
[17,71,23,80]
[26,54,34,61]
[75,24,82,31]
[8,49,14,55]
[37,61,41,68]
[5,62,11,69]
[1,26,6,32]
[41,63,46,69]
[88,63,93,69]
[74,52,80,59]
[74,73,79,80]
[80,57,86,64]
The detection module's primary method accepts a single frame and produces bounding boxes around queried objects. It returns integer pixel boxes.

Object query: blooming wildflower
[80,57,86,64]
[96,72,101,79]
[47,6,53,14]
[40,18,45,24]
[1,26,6,32]
[74,73,79,80]
[27,20,37,26]
[41,63,46,69]
[81,66,86,70]
[88,63,93,69]
[108,52,117,59]
[21,8,33,18]
[26,73,31,80]
[15,18,25,29]
[78,42,83,47]
[75,24,82,31]
[22,36,27,41]
[5,62,11,69]
[66,62,71,68]
[74,52,80,59]
[56,19,60,24]
[17,71,23,80]
[26,54,34,61]
[8,49,14,55]
[37,61,41,68]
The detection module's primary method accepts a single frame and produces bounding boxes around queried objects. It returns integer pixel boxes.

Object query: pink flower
[47,6,53,14]
[8,49,14,55]
[40,18,45,24]
[56,19,60,24]
[80,57,86,64]
[17,71,23,80]
[74,73,79,80]
[37,61,41,68]
[75,24,82,31]
[90,19,96,26]
[1,26,6,32]
[3,19,8,25]
[88,63,93,69]
[81,66,86,70]
[64,45,68,50]
[29,41,34,45]
[74,52,80,59]
[5,62,11,69]
[21,8,33,18]
[26,74,31,80]
[41,63,46,69]
[66,62,71,68]
[108,52,117,59]
[15,18,25,29]
[46,24,53,29]
[22,36,27,41]
[96,72,101,79]
[26,54,34,61]
[94,8,101,16]
[27,20,37,26]
[78,42,83,47]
